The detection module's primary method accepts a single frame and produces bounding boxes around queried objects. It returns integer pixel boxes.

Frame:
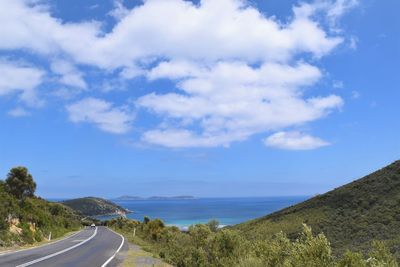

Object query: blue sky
[0,0,399,198]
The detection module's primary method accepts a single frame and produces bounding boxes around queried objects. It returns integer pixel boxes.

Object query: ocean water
[97,196,308,228]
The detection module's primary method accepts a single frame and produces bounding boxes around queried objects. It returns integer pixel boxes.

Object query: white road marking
[101,228,125,267]
[16,227,98,267]
[0,230,82,257]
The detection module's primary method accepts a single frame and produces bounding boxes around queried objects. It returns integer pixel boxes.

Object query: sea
[95,196,308,228]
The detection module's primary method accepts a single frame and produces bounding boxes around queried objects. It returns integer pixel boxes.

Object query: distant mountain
[114,195,195,200]
[115,195,143,200]
[234,160,400,258]
[62,197,131,217]
[148,195,195,200]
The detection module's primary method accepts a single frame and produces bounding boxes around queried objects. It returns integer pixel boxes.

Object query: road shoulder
[0,229,82,256]
[119,243,172,267]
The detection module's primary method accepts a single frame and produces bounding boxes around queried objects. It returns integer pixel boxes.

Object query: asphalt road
[0,226,127,267]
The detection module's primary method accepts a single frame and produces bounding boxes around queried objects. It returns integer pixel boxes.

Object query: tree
[146,218,165,240]
[143,216,150,224]
[4,167,36,199]
[207,219,220,232]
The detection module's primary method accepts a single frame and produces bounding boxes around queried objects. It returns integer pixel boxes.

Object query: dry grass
[121,243,172,267]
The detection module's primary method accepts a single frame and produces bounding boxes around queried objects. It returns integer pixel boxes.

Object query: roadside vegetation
[108,217,398,267]
[108,161,400,266]
[0,167,81,247]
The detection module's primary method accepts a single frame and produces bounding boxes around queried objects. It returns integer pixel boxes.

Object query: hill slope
[62,197,130,217]
[0,182,81,246]
[235,160,400,257]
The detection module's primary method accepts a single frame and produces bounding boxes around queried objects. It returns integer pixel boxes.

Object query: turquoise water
[97,196,308,228]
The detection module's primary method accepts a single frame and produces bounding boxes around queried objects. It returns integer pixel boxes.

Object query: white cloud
[0,0,357,148]
[8,107,30,117]
[264,131,330,150]
[327,0,359,26]
[109,0,130,20]
[0,59,44,105]
[138,61,343,147]
[0,0,99,56]
[50,60,87,89]
[66,98,134,134]
[142,129,248,148]
[332,80,344,89]
[349,36,358,50]
[0,0,343,69]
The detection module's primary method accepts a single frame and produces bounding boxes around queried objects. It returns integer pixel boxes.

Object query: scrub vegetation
[62,197,130,217]
[108,161,400,266]
[2,160,400,266]
[0,167,81,247]
[108,217,397,267]
[235,160,400,258]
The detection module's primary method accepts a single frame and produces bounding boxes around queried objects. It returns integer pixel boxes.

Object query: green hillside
[62,197,130,217]
[0,167,81,246]
[235,160,400,258]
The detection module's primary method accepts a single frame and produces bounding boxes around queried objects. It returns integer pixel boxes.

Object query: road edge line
[16,227,97,267]
[101,228,125,267]
[0,230,82,257]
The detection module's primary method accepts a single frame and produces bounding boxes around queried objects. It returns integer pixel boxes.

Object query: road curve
[0,227,127,267]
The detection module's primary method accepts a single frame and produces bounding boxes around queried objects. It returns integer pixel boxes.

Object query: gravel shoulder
[119,243,172,267]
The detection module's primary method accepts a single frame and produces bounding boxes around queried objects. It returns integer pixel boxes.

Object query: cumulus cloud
[142,129,247,148]
[50,60,87,89]
[327,0,359,26]
[66,98,134,134]
[0,59,44,105]
[0,0,358,148]
[264,131,330,150]
[138,61,343,147]
[0,0,344,68]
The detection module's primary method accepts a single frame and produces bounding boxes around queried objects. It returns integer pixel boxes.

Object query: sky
[0,0,399,198]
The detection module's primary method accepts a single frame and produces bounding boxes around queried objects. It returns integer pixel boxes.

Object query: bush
[109,218,399,267]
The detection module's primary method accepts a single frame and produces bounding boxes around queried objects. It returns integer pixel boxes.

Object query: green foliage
[4,167,36,199]
[62,197,128,216]
[235,160,400,259]
[109,218,398,267]
[188,224,212,248]
[368,241,398,267]
[338,251,366,267]
[0,167,81,247]
[145,218,165,241]
[207,219,220,232]
[290,224,333,267]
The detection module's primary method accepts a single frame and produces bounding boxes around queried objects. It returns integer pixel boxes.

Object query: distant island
[115,195,195,200]
[149,195,195,200]
[115,195,143,200]
[62,197,132,217]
